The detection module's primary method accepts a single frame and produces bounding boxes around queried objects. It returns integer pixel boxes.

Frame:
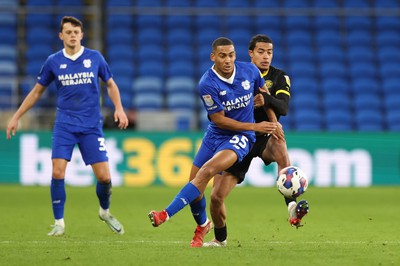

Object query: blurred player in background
[148,37,284,247]
[6,16,128,236]
[203,34,309,247]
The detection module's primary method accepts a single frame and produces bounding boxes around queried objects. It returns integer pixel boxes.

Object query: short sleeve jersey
[37,47,112,128]
[198,61,264,136]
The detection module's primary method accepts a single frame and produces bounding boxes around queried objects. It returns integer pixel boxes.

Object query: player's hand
[114,110,129,129]
[6,118,18,139]
[254,121,278,134]
[259,85,270,95]
[270,122,285,141]
[254,93,264,108]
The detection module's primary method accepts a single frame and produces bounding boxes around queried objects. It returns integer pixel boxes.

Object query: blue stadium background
[1,0,400,131]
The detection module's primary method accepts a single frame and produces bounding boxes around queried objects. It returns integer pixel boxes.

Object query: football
[276,166,308,198]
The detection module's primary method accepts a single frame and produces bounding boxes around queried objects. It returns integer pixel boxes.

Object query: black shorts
[225,134,272,184]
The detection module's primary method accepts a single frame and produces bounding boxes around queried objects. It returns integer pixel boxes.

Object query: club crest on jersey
[241,80,250,90]
[202,95,214,106]
[266,80,273,89]
[83,59,91,68]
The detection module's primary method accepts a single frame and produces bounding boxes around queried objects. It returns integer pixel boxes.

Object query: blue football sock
[50,178,66,220]
[166,182,201,218]
[96,181,112,210]
[190,195,207,225]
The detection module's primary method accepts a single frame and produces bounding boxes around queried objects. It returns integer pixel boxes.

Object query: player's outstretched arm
[210,111,278,134]
[105,78,129,129]
[6,83,46,139]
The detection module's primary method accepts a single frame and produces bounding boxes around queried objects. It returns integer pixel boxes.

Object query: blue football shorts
[193,131,255,169]
[52,122,108,165]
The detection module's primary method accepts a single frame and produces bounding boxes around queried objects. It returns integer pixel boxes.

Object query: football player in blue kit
[6,16,128,236]
[203,34,309,248]
[148,37,284,247]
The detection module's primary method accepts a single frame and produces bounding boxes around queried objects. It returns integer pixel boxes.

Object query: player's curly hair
[60,16,83,33]
[248,34,273,51]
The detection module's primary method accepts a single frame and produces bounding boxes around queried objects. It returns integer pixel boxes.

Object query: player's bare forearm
[106,79,124,110]
[271,122,285,141]
[211,113,257,132]
[210,112,278,134]
[263,107,285,140]
[254,93,264,108]
[264,107,277,122]
[105,79,129,129]
[7,83,45,139]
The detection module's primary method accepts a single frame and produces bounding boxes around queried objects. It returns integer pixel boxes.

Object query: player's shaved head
[212,37,234,52]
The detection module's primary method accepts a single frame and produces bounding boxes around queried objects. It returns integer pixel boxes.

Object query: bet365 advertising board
[1,131,399,186]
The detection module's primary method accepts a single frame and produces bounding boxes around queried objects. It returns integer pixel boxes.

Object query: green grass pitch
[0,185,399,266]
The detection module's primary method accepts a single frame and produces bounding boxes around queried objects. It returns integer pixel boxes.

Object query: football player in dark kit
[203,34,309,247]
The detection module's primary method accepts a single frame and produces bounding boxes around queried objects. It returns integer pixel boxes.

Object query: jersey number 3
[98,137,106,151]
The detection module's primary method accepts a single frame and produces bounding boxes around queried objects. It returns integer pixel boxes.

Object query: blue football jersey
[198,61,264,136]
[37,47,112,128]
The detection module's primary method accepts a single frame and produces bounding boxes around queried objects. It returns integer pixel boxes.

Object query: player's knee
[198,165,217,180]
[96,175,111,183]
[210,192,225,207]
[52,168,65,179]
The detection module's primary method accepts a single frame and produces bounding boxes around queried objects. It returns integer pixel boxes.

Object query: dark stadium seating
[352,78,380,95]
[284,16,312,31]
[375,16,399,31]
[107,44,135,63]
[9,0,400,131]
[132,76,164,95]
[0,79,17,109]
[194,0,220,7]
[312,0,339,7]
[137,44,164,62]
[355,110,384,132]
[25,0,53,6]
[165,77,196,94]
[136,15,162,30]
[293,109,323,131]
[323,92,352,115]
[374,0,398,7]
[166,93,197,111]
[165,0,191,7]
[133,93,164,110]
[287,46,314,63]
[345,17,373,32]
[0,45,16,62]
[314,16,340,31]
[317,46,345,64]
[343,0,371,8]
[107,28,134,46]
[166,15,192,30]
[285,30,313,47]
[107,14,134,29]
[325,110,353,132]
[355,95,382,115]
[166,45,194,63]
[347,47,374,64]
[194,15,220,30]
[166,28,193,46]
[167,60,196,78]
[137,61,166,79]
[346,30,373,48]
[386,112,400,131]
